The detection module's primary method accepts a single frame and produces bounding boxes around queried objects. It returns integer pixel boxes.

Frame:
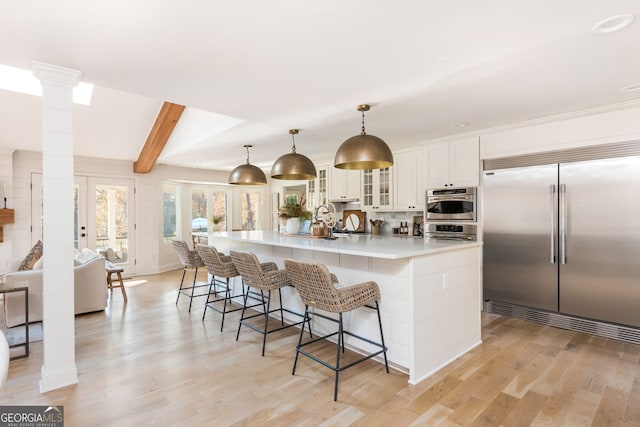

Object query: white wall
[0,148,14,273]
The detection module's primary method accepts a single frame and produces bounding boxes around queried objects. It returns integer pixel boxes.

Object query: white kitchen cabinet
[394,150,424,211]
[307,164,329,209]
[329,167,360,201]
[424,136,479,189]
[361,167,393,211]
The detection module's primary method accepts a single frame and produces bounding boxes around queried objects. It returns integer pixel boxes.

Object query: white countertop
[201,230,481,260]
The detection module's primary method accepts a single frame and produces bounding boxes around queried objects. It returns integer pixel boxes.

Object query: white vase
[286,217,301,234]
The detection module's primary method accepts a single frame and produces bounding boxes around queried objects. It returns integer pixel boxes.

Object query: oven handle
[428,195,475,202]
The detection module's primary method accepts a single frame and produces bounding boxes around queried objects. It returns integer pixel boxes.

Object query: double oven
[425,187,477,241]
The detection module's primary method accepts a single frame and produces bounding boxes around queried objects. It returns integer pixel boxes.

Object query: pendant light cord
[245,145,251,164]
[361,109,367,135]
[291,133,297,154]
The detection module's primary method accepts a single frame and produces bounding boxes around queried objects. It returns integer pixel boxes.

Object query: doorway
[32,173,136,276]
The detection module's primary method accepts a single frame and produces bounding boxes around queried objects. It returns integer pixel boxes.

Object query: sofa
[3,248,107,327]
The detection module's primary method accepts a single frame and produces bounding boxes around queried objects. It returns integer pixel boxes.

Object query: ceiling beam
[133,101,185,173]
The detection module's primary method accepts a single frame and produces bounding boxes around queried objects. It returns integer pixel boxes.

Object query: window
[211,190,228,231]
[163,183,178,241]
[191,188,208,232]
[241,190,262,230]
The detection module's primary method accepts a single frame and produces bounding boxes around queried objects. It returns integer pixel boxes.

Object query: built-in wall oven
[425,187,476,222]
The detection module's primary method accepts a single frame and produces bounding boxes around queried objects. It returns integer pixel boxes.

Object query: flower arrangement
[279,195,312,220]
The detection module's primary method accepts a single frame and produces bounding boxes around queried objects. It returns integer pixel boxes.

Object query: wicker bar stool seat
[284,259,389,401]
[197,244,260,331]
[171,240,208,312]
[230,250,308,356]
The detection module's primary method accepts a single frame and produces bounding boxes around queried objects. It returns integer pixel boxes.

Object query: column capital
[33,61,81,88]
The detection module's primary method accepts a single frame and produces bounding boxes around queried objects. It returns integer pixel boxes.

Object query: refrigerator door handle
[550,184,556,263]
[559,183,567,264]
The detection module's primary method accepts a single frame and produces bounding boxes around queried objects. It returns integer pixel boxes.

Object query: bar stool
[196,244,249,331]
[230,250,308,356]
[171,240,208,312]
[284,259,389,401]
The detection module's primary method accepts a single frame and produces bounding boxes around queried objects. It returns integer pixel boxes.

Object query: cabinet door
[317,165,329,205]
[449,137,479,187]
[329,167,360,201]
[345,169,361,200]
[362,168,392,211]
[394,151,422,210]
[376,167,392,209]
[362,169,374,209]
[424,142,450,189]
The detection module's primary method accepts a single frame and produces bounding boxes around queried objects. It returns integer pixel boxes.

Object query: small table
[105,262,127,301]
[0,282,29,360]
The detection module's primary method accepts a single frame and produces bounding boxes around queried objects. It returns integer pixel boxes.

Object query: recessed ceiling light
[451,122,469,128]
[592,14,635,34]
[620,83,640,92]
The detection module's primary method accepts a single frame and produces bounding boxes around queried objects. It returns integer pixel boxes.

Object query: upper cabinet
[307,164,329,209]
[424,136,480,189]
[394,149,424,211]
[329,167,361,201]
[361,167,393,211]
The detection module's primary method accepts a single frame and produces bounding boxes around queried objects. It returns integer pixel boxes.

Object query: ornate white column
[33,61,80,392]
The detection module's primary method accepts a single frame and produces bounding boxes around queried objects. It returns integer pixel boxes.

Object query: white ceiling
[0,1,639,173]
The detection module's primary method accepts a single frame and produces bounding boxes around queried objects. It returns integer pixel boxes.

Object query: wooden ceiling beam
[133,101,185,173]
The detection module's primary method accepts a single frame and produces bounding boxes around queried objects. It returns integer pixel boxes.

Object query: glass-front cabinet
[306,164,328,212]
[361,167,392,211]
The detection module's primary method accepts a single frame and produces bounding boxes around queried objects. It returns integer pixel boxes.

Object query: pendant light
[271,129,317,180]
[334,104,393,170]
[228,145,267,185]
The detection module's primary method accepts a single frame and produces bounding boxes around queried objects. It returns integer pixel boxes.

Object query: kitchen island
[205,230,482,384]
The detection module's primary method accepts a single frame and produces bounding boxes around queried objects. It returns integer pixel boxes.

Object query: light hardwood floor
[1,269,639,426]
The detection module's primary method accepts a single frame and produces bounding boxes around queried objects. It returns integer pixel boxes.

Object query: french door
[32,174,136,276]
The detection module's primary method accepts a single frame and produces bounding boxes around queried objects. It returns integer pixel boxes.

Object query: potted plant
[279,195,311,234]
[209,214,225,232]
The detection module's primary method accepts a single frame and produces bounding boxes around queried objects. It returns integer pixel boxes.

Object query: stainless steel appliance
[426,187,476,222]
[425,223,476,241]
[483,153,640,328]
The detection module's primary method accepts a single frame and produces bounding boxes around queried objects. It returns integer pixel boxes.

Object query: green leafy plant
[210,214,224,224]
[279,195,312,220]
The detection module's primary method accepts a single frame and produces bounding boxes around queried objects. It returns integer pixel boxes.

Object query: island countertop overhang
[200,230,481,259]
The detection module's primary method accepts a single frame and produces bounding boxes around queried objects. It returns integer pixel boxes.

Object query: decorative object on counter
[370,218,383,235]
[279,195,312,234]
[311,221,328,237]
[412,215,424,237]
[342,210,366,232]
[271,129,317,180]
[316,202,337,240]
[228,145,267,185]
[334,104,393,170]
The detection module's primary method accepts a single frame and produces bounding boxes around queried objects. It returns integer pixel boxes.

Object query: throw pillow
[18,240,43,271]
[105,247,117,262]
[33,256,44,270]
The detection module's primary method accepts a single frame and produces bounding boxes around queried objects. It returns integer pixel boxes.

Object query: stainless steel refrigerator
[483,155,640,327]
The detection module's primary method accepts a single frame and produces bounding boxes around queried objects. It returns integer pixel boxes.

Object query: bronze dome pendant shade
[334,104,393,170]
[228,144,267,185]
[271,129,317,180]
